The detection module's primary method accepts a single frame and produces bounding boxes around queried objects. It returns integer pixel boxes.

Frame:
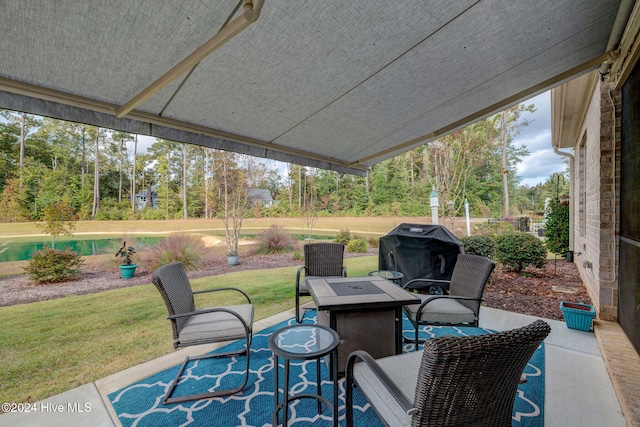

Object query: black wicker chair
[295,242,347,323]
[345,319,551,427]
[402,254,495,346]
[151,262,254,404]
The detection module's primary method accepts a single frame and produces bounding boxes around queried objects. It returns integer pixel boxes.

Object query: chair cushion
[178,304,253,346]
[353,350,422,427]
[299,276,314,294]
[404,295,476,324]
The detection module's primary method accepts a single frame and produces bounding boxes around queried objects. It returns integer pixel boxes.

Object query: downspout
[551,87,575,256]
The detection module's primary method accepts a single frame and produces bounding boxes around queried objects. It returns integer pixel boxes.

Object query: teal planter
[560,301,596,332]
[119,264,138,279]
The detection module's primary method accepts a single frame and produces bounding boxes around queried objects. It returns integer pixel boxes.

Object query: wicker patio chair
[345,319,551,427]
[295,242,347,323]
[402,254,495,346]
[151,262,254,404]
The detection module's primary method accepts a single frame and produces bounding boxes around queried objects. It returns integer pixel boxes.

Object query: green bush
[495,231,547,273]
[292,249,304,261]
[461,235,496,259]
[93,198,130,220]
[254,225,297,255]
[139,207,166,220]
[347,238,369,253]
[335,228,352,245]
[474,221,515,237]
[25,246,84,283]
[366,236,380,248]
[545,197,570,256]
[146,233,207,271]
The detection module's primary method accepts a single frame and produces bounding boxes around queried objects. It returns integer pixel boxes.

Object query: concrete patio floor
[2,306,637,426]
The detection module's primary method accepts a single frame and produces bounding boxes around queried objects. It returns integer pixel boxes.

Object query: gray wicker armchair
[151,262,254,404]
[295,242,347,322]
[345,319,551,427]
[403,254,495,346]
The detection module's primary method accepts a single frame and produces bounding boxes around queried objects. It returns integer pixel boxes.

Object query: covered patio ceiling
[0,0,631,175]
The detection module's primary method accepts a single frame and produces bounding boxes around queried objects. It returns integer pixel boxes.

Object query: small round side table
[269,323,340,427]
[368,269,404,285]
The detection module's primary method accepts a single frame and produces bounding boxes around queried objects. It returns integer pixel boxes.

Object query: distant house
[134,186,158,210]
[247,189,273,207]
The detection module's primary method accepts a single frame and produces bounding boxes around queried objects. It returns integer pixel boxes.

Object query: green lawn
[0,256,378,404]
[0,216,429,238]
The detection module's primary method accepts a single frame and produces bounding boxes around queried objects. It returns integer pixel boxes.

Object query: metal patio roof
[0,1,630,175]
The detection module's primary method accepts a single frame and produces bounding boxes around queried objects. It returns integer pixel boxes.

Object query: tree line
[0,105,569,223]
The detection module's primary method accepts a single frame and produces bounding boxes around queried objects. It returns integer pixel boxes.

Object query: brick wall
[573,81,621,321]
[598,82,621,321]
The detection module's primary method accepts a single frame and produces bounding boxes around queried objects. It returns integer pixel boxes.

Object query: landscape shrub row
[26,224,378,283]
[26,222,550,284]
[462,231,547,272]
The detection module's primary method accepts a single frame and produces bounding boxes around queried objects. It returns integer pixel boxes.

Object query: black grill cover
[378,223,464,287]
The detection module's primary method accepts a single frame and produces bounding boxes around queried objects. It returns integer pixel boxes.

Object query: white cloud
[512,91,567,187]
[135,135,156,153]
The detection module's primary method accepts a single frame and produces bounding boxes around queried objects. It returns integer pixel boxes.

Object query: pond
[0,237,164,262]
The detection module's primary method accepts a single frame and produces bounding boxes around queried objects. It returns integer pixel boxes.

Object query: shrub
[347,238,369,253]
[461,235,496,259]
[254,225,297,255]
[25,246,84,283]
[292,249,304,261]
[495,231,547,273]
[366,236,380,248]
[545,196,570,256]
[474,221,515,238]
[139,207,166,220]
[335,228,352,245]
[146,233,207,271]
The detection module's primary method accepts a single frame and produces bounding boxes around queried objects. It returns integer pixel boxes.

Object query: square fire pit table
[305,275,420,376]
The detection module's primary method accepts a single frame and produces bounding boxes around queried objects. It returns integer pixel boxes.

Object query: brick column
[598,82,621,321]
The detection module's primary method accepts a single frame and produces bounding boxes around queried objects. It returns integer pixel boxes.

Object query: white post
[430,190,439,225]
[465,199,471,236]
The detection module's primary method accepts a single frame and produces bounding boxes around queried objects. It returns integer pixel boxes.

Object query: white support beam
[115,1,264,118]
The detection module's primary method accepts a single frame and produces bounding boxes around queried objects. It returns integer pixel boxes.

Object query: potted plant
[116,241,137,279]
[559,301,596,331]
[226,249,239,266]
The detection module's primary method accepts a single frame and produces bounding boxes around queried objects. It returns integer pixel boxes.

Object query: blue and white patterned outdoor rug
[109,311,544,426]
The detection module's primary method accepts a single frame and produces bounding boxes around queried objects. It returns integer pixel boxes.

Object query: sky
[511,91,567,187]
[135,91,565,187]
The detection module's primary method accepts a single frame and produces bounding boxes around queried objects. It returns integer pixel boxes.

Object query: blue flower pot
[119,264,137,279]
[560,301,595,331]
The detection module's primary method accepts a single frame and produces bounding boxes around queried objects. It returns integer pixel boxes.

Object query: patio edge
[594,320,640,427]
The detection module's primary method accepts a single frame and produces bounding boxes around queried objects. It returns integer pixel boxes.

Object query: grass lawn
[0,216,433,238]
[0,255,378,405]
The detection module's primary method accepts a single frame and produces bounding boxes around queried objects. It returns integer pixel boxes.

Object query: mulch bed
[484,258,591,320]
